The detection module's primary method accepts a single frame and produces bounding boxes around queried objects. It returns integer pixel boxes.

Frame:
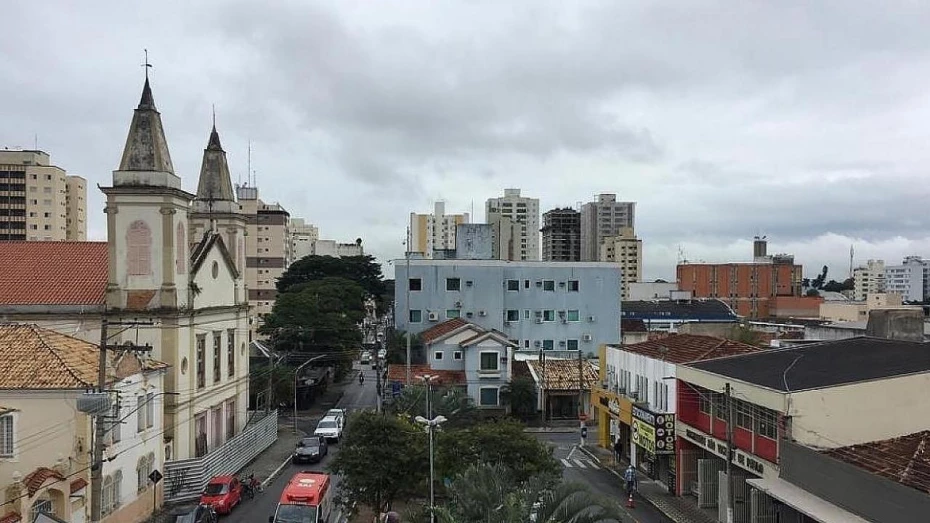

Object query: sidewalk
[581,445,717,523]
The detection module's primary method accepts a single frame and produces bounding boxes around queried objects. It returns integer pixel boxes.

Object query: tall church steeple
[114,78,181,188]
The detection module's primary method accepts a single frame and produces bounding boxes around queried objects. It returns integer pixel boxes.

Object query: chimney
[866,309,925,342]
[753,236,767,258]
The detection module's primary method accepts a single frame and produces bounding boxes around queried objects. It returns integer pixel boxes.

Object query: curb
[579,446,623,480]
[263,454,293,488]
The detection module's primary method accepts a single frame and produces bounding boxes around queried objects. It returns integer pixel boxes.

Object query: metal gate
[750,488,776,523]
[718,472,752,523]
[697,458,724,508]
[681,448,700,497]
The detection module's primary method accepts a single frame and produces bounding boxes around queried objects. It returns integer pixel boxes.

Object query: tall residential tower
[485,188,540,260]
[0,150,86,241]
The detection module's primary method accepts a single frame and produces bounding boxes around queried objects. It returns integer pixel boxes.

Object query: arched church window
[126,220,151,276]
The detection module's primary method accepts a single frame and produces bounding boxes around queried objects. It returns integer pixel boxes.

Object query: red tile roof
[512,360,532,380]
[621,319,648,333]
[23,467,65,497]
[386,364,466,386]
[824,431,930,494]
[419,318,470,344]
[528,359,599,391]
[618,334,761,364]
[0,242,108,306]
[70,478,88,493]
[0,512,21,523]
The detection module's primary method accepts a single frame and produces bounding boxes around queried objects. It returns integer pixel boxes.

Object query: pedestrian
[624,464,637,496]
[613,437,623,463]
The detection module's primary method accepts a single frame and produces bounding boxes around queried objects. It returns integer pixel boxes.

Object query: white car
[326,408,347,424]
[314,415,343,443]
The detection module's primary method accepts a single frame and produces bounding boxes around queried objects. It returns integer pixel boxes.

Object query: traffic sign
[148,469,163,485]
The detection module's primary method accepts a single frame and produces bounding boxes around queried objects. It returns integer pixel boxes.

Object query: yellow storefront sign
[631,417,656,454]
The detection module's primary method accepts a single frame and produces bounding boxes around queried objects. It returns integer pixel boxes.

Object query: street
[225,362,380,522]
[533,432,673,523]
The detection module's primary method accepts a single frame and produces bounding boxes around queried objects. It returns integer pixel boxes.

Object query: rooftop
[0,242,108,306]
[527,358,598,391]
[621,318,648,333]
[397,258,619,269]
[615,334,761,364]
[689,336,930,392]
[621,299,738,319]
[386,364,466,387]
[823,430,930,495]
[419,318,470,344]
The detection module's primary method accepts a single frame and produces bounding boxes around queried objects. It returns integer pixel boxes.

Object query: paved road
[226,363,380,522]
[534,432,673,523]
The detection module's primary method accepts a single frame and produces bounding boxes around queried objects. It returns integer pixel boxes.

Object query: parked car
[199,475,242,514]
[326,408,347,423]
[167,503,217,523]
[293,435,328,464]
[360,351,371,364]
[313,415,343,443]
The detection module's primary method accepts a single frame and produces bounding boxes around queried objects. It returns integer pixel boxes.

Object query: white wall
[604,346,677,413]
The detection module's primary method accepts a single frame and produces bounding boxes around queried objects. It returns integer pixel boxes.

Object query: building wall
[395,260,621,356]
[65,176,87,241]
[541,208,581,262]
[409,201,469,257]
[579,194,635,262]
[464,339,512,409]
[627,282,679,301]
[603,346,676,414]
[598,227,642,300]
[311,239,363,257]
[0,150,85,242]
[289,218,319,261]
[853,259,885,301]
[884,256,930,302]
[238,187,290,336]
[770,296,822,318]
[486,188,540,261]
[677,262,803,318]
[819,302,868,322]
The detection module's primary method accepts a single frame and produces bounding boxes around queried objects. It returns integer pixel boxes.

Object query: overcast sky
[4,0,930,281]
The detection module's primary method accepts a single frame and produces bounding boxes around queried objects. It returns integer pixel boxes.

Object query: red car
[200,475,242,515]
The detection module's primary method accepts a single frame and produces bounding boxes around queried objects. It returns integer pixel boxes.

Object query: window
[126,220,152,276]
[566,339,579,351]
[567,310,580,322]
[446,309,460,319]
[409,278,422,291]
[524,310,531,319]
[0,414,13,457]
[506,279,519,291]
[543,280,555,291]
[434,351,444,361]
[543,310,555,322]
[137,453,154,493]
[568,280,579,291]
[757,408,778,439]
[102,470,122,515]
[453,351,462,360]
[446,278,461,291]
[227,329,236,377]
[212,406,223,449]
[479,387,499,406]
[196,335,206,389]
[506,309,520,322]
[409,310,422,323]
[524,279,530,289]
[714,394,727,421]
[736,401,753,430]
[213,332,222,383]
[479,352,500,372]
[145,392,154,429]
[226,399,236,440]
[136,395,146,432]
[31,498,53,518]
[542,339,554,350]
[699,393,711,415]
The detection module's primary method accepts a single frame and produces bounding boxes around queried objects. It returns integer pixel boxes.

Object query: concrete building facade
[310,239,363,258]
[0,150,87,241]
[852,259,885,301]
[541,207,581,262]
[408,201,469,258]
[289,218,319,260]
[579,193,635,262]
[598,226,642,300]
[394,259,621,358]
[486,188,540,261]
[884,256,930,302]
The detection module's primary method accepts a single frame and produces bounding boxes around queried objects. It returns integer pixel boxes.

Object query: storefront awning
[745,477,870,523]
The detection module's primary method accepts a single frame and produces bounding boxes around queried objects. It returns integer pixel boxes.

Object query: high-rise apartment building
[598,227,642,299]
[0,150,86,241]
[237,185,291,337]
[541,208,581,261]
[884,256,930,303]
[485,188,540,260]
[290,218,319,260]
[580,194,635,261]
[853,259,886,301]
[408,201,469,257]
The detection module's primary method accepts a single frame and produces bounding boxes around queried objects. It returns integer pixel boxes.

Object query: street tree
[388,385,477,428]
[384,328,424,364]
[500,376,537,421]
[329,410,428,514]
[277,254,388,313]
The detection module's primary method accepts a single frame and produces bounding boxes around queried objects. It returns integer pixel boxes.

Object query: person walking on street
[624,464,637,496]
[613,437,623,464]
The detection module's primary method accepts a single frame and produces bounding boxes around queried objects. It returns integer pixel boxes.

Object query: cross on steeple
[142,49,152,80]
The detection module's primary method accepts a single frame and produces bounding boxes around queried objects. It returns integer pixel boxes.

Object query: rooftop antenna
[247,140,252,187]
[212,104,216,128]
[33,133,37,151]
[849,244,855,279]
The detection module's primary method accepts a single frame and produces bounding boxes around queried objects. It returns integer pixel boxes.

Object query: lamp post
[293,354,326,434]
[415,413,447,523]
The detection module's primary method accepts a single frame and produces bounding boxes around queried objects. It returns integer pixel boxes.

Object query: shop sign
[631,417,656,454]
[632,405,676,455]
[608,398,620,416]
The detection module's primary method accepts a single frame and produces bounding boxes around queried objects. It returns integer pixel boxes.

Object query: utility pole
[725,383,735,523]
[265,350,275,414]
[405,230,412,387]
[420,375,436,523]
[578,350,585,447]
[540,351,547,427]
[90,317,154,523]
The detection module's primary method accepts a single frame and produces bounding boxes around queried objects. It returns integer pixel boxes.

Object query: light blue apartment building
[394,259,621,356]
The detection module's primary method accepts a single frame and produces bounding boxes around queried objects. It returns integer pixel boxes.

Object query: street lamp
[293,354,326,434]
[415,414,447,523]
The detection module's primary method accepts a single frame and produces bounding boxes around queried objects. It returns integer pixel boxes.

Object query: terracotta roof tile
[386,364,466,386]
[0,512,21,523]
[23,467,65,497]
[824,431,930,494]
[512,360,532,380]
[617,334,761,364]
[527,359,598,391]
[0,242,108,306]
[621,319,648,333]
[419,318,470,344]
[70,478,88,493]
[0,324,167,389]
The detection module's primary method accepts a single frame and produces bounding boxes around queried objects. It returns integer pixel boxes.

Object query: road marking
[573,459,587,469]
[567,445,577,460]
[560,458,572,467]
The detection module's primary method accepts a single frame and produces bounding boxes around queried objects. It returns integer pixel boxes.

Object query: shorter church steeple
[193,120,236,213]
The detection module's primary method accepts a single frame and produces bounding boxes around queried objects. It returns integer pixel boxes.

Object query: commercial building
[676,322,930,521]
[526,357,598,421]
[486,188,540,261]
[884,256,930,302]
[677,238,806,318]
[592,335,759,493]
[580,194,635,262]
[598,226,642,299]
[289,218,319,260]
[621,297,739,332]
[0,150,86,241]
[852,259,885,301]
[408,201,469,257]
[818,292,915,322]
[394,259,621,358]
[540,207,581,262]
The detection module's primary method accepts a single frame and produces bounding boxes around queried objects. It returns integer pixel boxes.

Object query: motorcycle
[359,373,365,385]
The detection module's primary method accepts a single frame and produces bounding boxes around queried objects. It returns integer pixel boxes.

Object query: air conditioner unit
[535,310,543,317]
[536,281,543,287]
[428,312,439,322]
[534,341,542,347]
[582,334,593,342]
[466,280,473,287]
[535,318,543,324]
[587,315,597,323]
[466,312,474,318]
[479,310,487,317]
[559,340,566,347]
[558,281,566,287]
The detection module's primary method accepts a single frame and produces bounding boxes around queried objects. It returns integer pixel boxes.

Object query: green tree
[388,385,477,429]
[811,265,828,290]
[435,420,560,485]
[249,363,295,408]
[277,254,388,313]
[384,329,424,365]
[500,376,537,421]
[727,323,763,346]
[329,410,428,514]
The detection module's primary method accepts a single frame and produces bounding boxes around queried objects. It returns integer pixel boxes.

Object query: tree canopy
[387,385,477,429]
[277,254,387,312]
[500,376,537,421]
